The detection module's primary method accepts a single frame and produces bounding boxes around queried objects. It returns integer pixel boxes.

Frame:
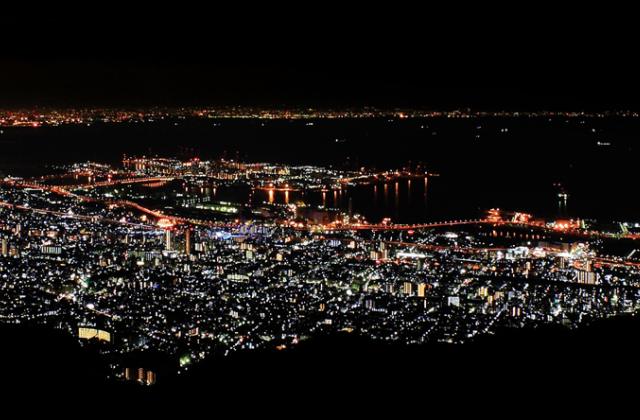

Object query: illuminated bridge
[61,176,175,190]
[317,219,633,241]
[320,219,491,231]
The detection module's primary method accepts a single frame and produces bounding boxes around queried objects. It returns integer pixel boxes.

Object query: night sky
[1,9,638,110]
[2,58,635,110]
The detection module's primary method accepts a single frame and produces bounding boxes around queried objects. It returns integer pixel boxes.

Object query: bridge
[385,240,509,254]
[58,176,175,190]
[316,218,634,241]
[3,176,174,191]
[320,219,491,231]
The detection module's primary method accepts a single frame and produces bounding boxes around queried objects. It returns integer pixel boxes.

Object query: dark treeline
[3,315,639,414]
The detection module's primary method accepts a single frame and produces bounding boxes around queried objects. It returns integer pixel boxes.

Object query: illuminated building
[584,260,593,271]
[122,367,156,385]
[574,259,597,284]
[78,327,112,343]
[146,370,156,386]
[556,256,567,270]
[576,262,597,285]
[194,242,207,253]
[185,228,191,256]
[165,230,172,251]
[403,281,414,296]
[417,283,427,298]
[40,245,62,255]
[1,237,7,257]
[365,298,375,310]
[575,270,597,284]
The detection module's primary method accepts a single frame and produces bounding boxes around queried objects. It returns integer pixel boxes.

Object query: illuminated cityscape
[2,46,640,410]
[4,152,640,387]
[2,107,640,129]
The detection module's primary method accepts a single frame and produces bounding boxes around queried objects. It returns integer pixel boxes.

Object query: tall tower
[165,230,172,251]
[1,237,8,257]
[185,228,191,256]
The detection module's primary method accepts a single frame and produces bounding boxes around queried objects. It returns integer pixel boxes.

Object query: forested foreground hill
[3,316,639,413]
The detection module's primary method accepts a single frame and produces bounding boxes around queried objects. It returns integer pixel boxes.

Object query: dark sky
[1,9,638,110]
[2,58,635,110]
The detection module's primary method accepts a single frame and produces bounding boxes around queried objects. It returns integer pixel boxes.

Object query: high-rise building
[185,228,191,256]
[417,283,427,298]
[576,269,597,285]
[365,298,375,310]
[575,259,597,284]
[1,237,8,257]
[40,245,62,255]
[584,259,593,272]
[165,230,172,251]
[403,281,413,296]
[146,370,156,386]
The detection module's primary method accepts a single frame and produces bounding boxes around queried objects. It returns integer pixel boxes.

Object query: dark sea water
[1,116,639,222]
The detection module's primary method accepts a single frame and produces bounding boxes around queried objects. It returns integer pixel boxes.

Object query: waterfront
[2,116,637,222]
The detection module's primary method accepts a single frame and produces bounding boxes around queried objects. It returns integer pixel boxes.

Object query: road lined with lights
[0,200,156,229]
